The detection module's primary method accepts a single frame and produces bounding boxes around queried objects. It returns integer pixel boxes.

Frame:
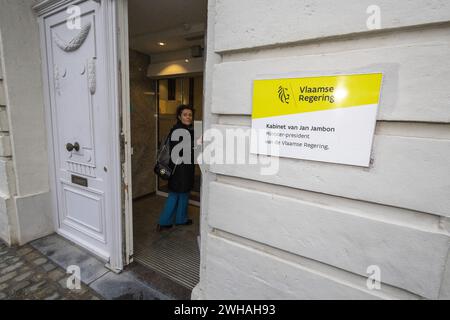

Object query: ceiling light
[185,59,190,63]
[158,42,166,46]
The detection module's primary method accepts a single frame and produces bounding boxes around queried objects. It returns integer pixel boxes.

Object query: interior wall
[129,49,156,199]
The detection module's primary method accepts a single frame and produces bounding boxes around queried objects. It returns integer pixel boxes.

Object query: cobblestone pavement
[0,240,102,300]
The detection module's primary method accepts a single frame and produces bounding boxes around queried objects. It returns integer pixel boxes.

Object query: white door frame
[116,0,134,265]
[34,0,124,271]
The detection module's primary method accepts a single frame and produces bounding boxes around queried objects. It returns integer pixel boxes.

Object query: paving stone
[32,258,47,266]
[78,291,98,300]
[0,292,6,300]
[18,266,31,274]
[89,270,169,300]
[30,272,45,283]
[13,271,33,282]
[58,277,69,289]
[58,276,84,293]
[44,292,60,300]
[23,251,40,262]
[25,280,47,293]
[70,285,88,296]
[32,234,109,284]
[68,287,89,298]
[16,247,33,256]
[10,280,31,294]
[48,269,65,281]
[0,263,7,268]
[4,257,20,265]
[34,286,57,300]
[0,271,17,284]
[0,283,8,291]
[0,255,15,264]
[42,262,57,272]
[0,262,24,275]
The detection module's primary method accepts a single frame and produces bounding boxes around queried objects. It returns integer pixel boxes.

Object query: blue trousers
[159,192,189,226]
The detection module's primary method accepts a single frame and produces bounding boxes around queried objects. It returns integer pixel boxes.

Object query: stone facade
[0,35,15,244]
[0,0,449,300]
[193,0,450,300]
[0,0,53,246]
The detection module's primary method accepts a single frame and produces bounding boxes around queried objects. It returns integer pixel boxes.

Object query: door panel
[62,184,105,240]
[43,1,112,260]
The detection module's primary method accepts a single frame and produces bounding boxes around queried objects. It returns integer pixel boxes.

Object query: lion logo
[278,85,290,104]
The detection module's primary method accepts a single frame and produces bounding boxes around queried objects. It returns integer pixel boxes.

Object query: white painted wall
[194,0,450,299]
[0,0,53,245]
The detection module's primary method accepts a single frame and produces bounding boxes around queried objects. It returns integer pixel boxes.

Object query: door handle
[66,142,80,152]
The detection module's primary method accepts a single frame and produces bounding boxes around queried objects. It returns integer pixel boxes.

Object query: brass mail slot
[71,175,88,187]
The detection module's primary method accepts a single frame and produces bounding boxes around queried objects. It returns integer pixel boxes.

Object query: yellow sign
[252,73,383,119]
[251,73,383,167]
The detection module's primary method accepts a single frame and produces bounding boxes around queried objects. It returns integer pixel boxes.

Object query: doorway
[124,0,207,292]
[156,77,203,204]
[36,0,123,271]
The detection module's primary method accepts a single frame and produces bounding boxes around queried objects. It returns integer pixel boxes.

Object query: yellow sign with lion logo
[251,73,383,167]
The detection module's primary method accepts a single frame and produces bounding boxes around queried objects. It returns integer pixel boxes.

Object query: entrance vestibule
[126,0,207,293]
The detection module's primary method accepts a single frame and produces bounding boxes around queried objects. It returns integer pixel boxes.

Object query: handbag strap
[157,133,170,162]
[158,130,183,173]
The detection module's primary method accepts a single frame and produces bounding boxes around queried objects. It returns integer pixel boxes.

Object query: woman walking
[157,104,195,231]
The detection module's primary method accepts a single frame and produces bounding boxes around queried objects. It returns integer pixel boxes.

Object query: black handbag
[154,134,176,180]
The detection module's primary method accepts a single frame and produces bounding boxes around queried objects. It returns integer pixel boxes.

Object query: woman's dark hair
[176,104,194,120]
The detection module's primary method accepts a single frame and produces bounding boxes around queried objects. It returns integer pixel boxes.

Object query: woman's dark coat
[167,121,195,193]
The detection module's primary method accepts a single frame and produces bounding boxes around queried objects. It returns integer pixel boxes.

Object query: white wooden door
[41,0,119,263]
